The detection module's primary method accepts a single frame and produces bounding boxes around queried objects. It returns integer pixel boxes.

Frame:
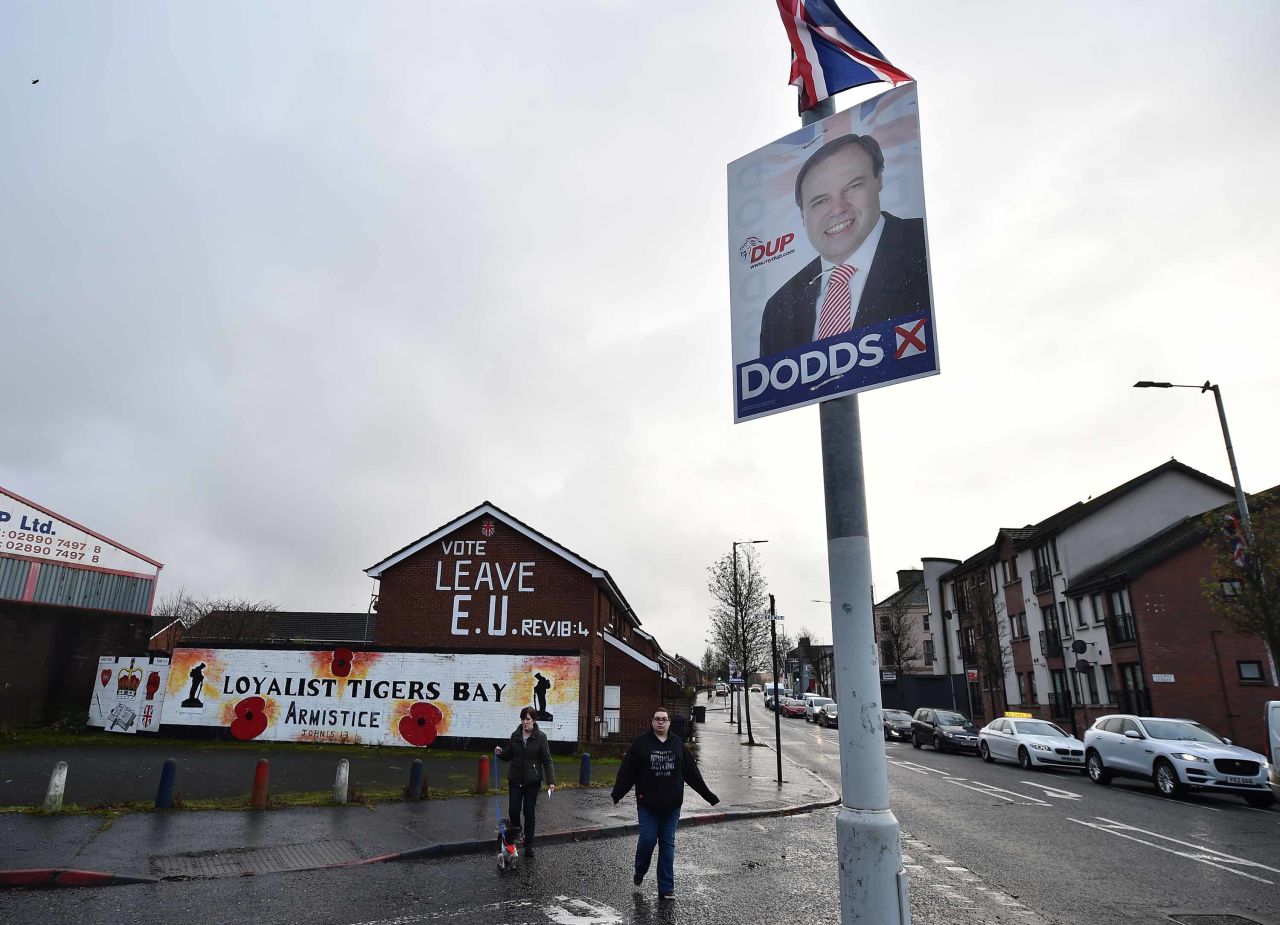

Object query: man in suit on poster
[758,133,930,358]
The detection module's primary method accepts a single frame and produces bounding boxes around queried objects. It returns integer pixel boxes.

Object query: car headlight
[939,730,954,738]
[1030,743,1052,752]
[1172,752,1207,763]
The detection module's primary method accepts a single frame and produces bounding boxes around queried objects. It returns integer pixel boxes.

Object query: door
[1111,718,1145,773]
[989,719,1013,759]
[603,685,621,736]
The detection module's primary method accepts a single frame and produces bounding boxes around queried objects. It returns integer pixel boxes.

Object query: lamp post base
[835,806,910,924]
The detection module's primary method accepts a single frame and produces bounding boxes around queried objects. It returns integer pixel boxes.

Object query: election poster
[160,648,581,745]
[726,83,937,423]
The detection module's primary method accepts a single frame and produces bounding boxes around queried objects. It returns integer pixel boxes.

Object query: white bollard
[43,761,68,813]
[333,759,350,805]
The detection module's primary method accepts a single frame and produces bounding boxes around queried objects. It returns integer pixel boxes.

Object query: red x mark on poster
[894,319,927,359]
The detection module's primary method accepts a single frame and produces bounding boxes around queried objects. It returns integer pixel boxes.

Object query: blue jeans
[635,804,679,894]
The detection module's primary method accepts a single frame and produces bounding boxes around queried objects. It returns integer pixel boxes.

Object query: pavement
[0,701,838,888]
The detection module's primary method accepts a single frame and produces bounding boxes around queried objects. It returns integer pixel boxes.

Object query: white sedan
[979,716,1086,772]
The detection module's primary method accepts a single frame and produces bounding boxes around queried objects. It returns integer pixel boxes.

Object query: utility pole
[810,86,907,921]
[770,593,783,785]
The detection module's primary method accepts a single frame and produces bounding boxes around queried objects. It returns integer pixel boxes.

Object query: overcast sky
[5,2,1279,663]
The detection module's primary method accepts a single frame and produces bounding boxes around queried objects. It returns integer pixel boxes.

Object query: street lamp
[1134,380,1277,687]
[1133,381,1253,546]
[732,539,768,736]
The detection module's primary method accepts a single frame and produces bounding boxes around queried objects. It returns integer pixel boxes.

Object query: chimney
[896,569,923,590]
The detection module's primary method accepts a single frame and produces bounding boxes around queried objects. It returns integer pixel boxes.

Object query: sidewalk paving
[0,703,837,886]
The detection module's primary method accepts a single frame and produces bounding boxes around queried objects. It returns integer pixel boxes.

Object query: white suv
[1083,714,1274,807]
[804,696,834,723]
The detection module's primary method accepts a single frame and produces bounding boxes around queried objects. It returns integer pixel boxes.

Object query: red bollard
[251,758,270,810]
[476,755,490,794]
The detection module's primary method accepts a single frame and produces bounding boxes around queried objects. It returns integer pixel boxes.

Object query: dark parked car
[882,709,913,742]
[911,708,980,753]
[817,703,839,728]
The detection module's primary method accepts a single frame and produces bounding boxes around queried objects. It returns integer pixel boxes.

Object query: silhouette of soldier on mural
[182,662,206,708]
[532,672,552,722]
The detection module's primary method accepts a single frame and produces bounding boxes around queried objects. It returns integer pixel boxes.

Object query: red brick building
[366,502,691,745]
[1066,510,1279,754]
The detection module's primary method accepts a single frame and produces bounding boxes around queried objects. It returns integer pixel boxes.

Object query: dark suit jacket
[758,213,930,358]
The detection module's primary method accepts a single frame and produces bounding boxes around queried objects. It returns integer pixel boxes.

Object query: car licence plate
[1225,775,1253,785]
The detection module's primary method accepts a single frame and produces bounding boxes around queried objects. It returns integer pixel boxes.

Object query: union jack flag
[1221,513,1248,569]
[776,0,913,113]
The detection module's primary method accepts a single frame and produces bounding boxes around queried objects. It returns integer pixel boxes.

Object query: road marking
[1123,788,1223,813]
[1019,781,1083,800]
[945,778,1050,805]
[543,897,625,924]
[888,759,952,776]
[1067,816,1279,884]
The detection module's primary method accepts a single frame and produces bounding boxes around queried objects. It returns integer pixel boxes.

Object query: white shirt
[810,214,886,342]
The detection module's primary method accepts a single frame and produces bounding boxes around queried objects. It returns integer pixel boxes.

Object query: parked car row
[763,691,840,727]
[891,706,1274,808]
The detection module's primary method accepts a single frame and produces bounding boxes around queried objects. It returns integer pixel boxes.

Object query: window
[879,613,891,631]
[1016,674,1026,703]
[924,640,935,665]
[922,613,931,632]
[1050,537,1060,572]
[1109,588,1136,644]
[1003,557,1020,583]
[1091,592,1105,624]
[1009,613,1021,640]
[1059,606,1073,639]
[1026,671,1038,703]
[1070,667,1082,703]
[1100,664,1114,704]
[1082,667,1100,705]
[1238,661,1264,681]
[1220,580,1243,598]
[1074,598,1087,628]
[1018,612,1028,638]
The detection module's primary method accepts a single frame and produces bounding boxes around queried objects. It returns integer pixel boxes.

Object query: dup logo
[740,233,795,267]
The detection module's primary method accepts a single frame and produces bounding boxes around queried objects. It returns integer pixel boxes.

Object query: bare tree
[968,584,1010,719]
[170,594,281,643]
[875,592,925,676]
[153,585,205,628]
[1200,493,1280,668]
[706,547,770,744]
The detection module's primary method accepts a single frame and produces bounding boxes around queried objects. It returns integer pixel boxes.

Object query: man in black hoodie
[611,707,719,900]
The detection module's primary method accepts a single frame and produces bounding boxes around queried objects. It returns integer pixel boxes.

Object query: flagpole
[804,96,911,925]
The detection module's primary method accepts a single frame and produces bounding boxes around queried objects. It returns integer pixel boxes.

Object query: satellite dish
[1075,659,1092,671]
[1071,639,1088,655]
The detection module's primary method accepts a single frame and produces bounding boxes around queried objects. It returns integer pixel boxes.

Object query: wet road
[762,692,1280,924]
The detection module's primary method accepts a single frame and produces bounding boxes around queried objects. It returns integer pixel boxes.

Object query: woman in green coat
[495,706,555,856]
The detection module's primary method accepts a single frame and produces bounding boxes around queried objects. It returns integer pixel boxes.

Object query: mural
[87,655,170,734]
[156,648,581,745]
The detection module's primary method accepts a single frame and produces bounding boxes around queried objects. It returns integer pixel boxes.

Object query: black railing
[1039,629,1062,658]
[1109,612,1137,645]
[1031,567,1053,594]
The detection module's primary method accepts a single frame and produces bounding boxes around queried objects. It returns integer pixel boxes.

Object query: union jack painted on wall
[481,518,496,537]
[775,0,912,113]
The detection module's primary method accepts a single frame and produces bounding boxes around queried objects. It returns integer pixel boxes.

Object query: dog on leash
[497,820,522,870]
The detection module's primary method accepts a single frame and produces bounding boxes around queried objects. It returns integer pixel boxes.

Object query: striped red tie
[816,264,856,340]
